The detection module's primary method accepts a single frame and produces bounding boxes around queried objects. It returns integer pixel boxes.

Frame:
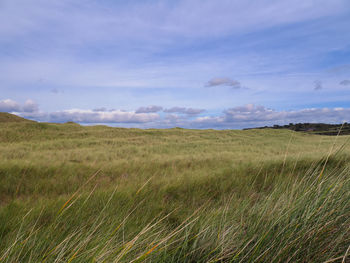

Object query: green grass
[0,121,349,262]
[0,112,35,123]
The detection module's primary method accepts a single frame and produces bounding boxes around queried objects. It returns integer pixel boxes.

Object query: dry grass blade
[57,169,101,215]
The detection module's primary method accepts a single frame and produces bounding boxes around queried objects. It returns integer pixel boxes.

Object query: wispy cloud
[92,107,107,112]
[327,65,350,74]
[339,80,350,86]
[50,88,63,94]
[135,105,163,113]
[0,0,350,116]
[2,0,347,43]
[314,80,323,90]
[205,78,241,89]
[163,107,205,115]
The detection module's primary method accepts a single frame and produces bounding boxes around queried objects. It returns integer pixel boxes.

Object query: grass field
[0,118,349,262]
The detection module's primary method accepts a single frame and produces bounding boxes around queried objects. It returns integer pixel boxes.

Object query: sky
[1,0,350,129]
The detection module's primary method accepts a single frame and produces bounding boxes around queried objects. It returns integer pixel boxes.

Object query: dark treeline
[245,122,350,135]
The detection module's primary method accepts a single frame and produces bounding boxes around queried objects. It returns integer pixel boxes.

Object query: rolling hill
[0,119,349,262]
[0,112,35,123]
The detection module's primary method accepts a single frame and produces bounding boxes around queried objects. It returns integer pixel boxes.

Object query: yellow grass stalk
[57,169,101,215]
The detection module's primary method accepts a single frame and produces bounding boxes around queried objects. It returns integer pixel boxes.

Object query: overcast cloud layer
[1,0,350,128]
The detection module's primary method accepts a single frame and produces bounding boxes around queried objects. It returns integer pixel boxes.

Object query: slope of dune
[0,112,35,123]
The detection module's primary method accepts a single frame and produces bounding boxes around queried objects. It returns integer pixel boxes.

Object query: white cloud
[1,99,159,123]
[195,104,350,128]
[3,99,350,129]
[48,109,159,123]
[0,99,21,112]
[22,99,39,112]
[0,98,39,112]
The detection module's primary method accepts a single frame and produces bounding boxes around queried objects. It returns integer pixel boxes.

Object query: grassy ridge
[0,121,349,262]
[0,112,35,123]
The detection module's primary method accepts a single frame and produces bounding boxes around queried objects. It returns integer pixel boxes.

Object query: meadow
[0,117,349,262]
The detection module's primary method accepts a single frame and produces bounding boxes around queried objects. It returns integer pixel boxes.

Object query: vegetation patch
[0,120,349,262]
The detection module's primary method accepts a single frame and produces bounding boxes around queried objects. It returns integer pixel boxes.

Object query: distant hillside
[1,113,349,135]
[0,112,35,123]
[245,122,350,135]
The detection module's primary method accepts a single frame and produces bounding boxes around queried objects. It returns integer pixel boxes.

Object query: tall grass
[0,122,349,262]
[1,160,349,262]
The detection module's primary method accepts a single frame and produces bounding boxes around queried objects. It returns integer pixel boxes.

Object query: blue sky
[1,0,350,128]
